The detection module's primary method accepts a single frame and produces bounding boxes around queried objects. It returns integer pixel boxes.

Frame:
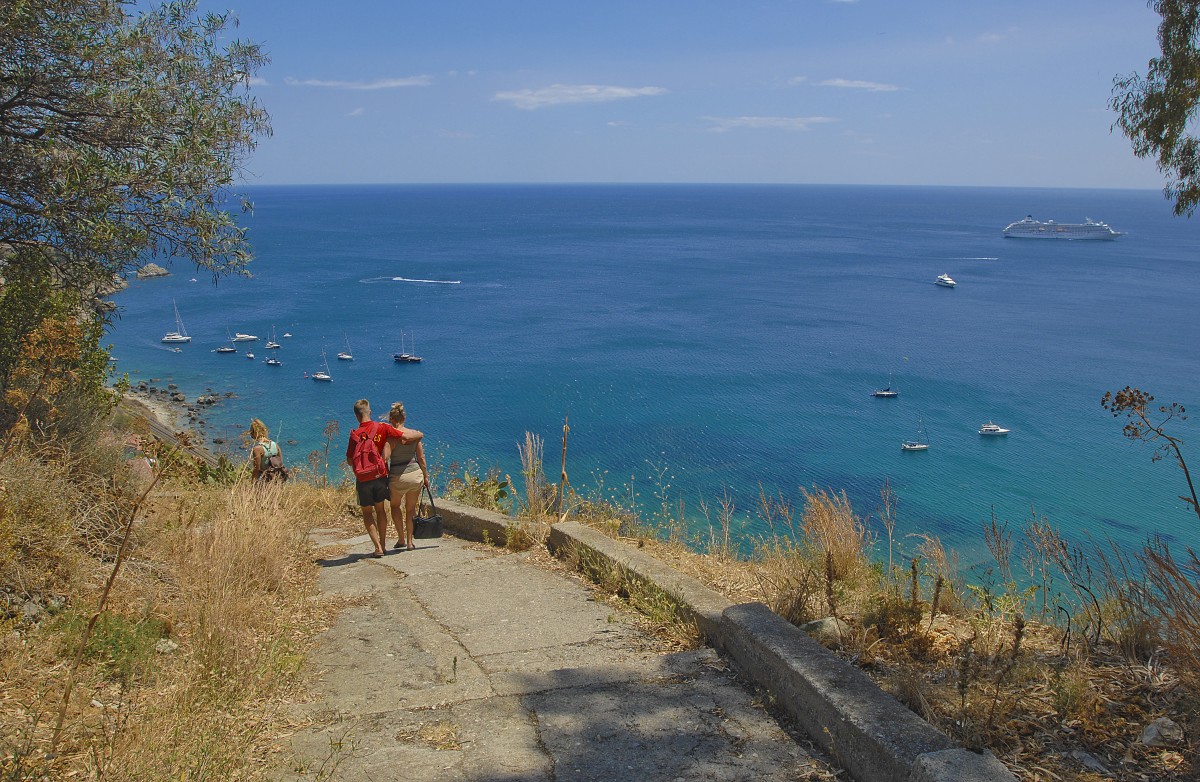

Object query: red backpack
[350,422,389,481]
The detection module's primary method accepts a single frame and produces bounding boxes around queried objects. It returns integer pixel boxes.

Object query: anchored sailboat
[901,416,929,451]
[161,300,191,343]
[337,335,353,361]
[312,351,332,382]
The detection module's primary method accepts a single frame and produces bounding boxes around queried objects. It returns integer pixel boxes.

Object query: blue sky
[220,0,1168,189]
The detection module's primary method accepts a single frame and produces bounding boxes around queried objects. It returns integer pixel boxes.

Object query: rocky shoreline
[125,380,236,447]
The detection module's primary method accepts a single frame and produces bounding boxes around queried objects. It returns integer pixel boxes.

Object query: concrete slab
[284,530,835,782]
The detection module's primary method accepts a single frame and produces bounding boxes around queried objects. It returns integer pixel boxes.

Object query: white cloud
[819,78,901,92]
[348,107,365,117]
[703,115,836,133]
[246,76,269,87]
[493,84,667,110]
[284,76,432,90]
[788,76,808,86]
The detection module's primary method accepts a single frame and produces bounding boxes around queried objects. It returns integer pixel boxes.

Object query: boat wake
[945,257,998,261]
[360,275,461,285]
[394,276,461,284]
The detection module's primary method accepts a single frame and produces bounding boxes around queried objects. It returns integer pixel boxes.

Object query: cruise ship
[1003,215,1121,240]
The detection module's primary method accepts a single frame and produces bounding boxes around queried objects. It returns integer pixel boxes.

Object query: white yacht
[1003,215,1121,240]
[935,274,957,288]
[161,300,191,343]
[902,416,930,451]
[265,356,282,366]
[979,421,1010,436]
[265,326,281,350]
[232,332,258,342]
[871,372,898,398]
[337,335,354,361]
[312,352,333,382]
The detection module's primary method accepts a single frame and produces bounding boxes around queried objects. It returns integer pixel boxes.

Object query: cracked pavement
[280,530,836,782]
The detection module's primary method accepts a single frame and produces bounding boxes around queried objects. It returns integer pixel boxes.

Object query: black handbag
[413,485,443,539]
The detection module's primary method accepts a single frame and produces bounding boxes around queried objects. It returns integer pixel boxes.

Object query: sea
[106,184,1200,565]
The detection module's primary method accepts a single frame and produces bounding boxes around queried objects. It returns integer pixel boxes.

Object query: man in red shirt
[346,399,422,557]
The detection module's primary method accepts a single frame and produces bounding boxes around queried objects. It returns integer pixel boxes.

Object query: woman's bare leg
[405,489,419,548]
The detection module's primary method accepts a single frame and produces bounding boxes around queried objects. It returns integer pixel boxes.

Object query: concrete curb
[434,500,1016,782]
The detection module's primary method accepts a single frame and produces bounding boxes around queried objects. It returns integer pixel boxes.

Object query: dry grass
[488,465,1199,782]
[0,446,339,781]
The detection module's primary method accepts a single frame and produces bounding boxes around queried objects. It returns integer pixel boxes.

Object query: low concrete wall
[435,499,1016,782]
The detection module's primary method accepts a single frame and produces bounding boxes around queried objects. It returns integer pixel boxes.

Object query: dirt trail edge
[279,530,838,782]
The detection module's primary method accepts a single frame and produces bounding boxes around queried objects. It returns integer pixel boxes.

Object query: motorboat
[1003,215,1121,240]
[161,300,192,343]
[232,332,258,342]
[935,274,957,288]
[215,345,236,354]
[245,352,254,360]
[979,421,1010,436]
[265,357,282,366]
[282,332,293,338]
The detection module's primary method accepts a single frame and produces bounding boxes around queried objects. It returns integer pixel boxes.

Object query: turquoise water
[106,184,1200,560]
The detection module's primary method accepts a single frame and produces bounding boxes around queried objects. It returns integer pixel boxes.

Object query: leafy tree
[0,0,269,439]
[0,0,270,289]
[1112,1,1200,216]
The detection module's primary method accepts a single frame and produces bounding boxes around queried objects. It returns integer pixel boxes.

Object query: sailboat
[311,351,332,382]
[215,330,237,353]
[393,331,423,363]
[161,300,191,343]
[265,326,281,350]
[871,371,898,398]
[337,335,353,361]
[901,416,929,451]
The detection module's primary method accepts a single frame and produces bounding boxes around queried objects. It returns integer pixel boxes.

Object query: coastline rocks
[137,263,170,279]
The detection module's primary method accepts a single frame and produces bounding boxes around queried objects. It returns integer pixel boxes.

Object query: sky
[215,0,1171,189]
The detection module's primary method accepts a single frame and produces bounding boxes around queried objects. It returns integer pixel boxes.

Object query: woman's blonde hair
[388,401,406,425]
[249,418,269,440]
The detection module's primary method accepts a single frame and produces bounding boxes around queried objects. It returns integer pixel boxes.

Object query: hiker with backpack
[250,419,288,482]
[346,399,422,558]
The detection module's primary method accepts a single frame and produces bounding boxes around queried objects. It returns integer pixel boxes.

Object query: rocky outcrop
[137,263,170,279]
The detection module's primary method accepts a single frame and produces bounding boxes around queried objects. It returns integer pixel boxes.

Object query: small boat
[935,274,957,288]
[265,326,281,350]
[337,335,354,361]
[245,352,255,360]
[282,332,293,338]
[172,347,182,353]
[232,332,258,342]
[265,357,282,367]
[979,421,1010,436]
[161,300,192,343]
[393,331,423,363]
[872,372,898,398]
[216,330,237,353]
[312,352,333,382]
[901,416,929,451]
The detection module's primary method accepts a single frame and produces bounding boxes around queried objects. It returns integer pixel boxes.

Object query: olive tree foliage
[0,0,271,291]
[1112,1,1200,216]
[0,0,268,440]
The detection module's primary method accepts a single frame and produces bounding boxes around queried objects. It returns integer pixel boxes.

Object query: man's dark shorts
[356,476,389,507]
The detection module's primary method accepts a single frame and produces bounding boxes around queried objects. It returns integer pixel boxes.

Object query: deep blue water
[106,184,1200,562]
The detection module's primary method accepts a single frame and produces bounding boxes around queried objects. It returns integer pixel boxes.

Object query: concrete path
[282,531,837,782]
